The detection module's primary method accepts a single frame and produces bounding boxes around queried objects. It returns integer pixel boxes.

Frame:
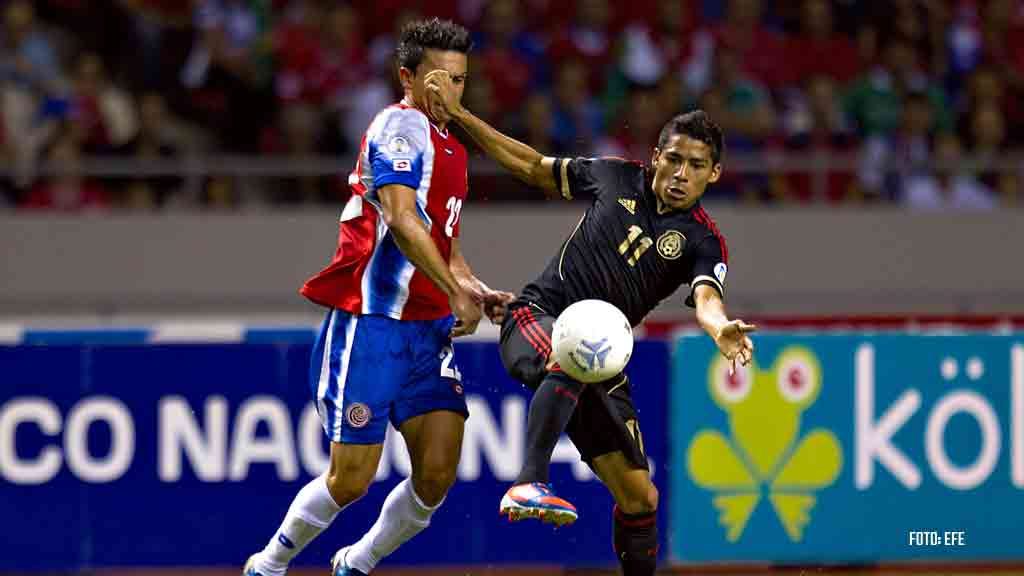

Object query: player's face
[400,49,468,124]
[650,134,721,210]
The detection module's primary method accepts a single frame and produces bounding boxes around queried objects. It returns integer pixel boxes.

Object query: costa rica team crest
[346,403,372,428]
[657,230,685,260]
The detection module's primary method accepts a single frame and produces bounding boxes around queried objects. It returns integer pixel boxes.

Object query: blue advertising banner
[670,333,1024,564]
[0,338,669,570]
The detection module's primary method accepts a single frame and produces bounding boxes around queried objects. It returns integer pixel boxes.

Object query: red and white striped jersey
[301,102,469,320]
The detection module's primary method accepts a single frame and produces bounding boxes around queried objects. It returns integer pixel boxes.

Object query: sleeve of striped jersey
[685,235,728,308]
[551,157,627,200]
[369,109,430,192]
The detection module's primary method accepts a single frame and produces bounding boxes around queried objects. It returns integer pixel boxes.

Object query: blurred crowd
[1,0,1022,211]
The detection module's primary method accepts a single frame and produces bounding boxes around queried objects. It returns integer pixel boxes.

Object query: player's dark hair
[657,110,724,165]
[396,18,473,73]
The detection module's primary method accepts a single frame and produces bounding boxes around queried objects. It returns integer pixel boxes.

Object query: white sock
[343,478,441,573]
[257,474,344,574]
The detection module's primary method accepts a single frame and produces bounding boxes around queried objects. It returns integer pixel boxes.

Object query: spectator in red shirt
[711,0,788,90]
[274,2,370,106]
[350,0,457,40]
[69,52,137,154]
[784,0,862,85]
[21,134,110,211]
[548,0,618,91]
[473,0,545,118]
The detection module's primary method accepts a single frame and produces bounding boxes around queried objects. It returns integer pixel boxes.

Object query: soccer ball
[551,299,633,383]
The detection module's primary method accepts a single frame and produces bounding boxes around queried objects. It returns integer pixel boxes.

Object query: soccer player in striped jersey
[244,19,513,576]
[427,71,756,576]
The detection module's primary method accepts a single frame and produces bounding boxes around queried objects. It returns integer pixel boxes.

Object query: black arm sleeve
[551,157,636,200]
[685,235,728,308]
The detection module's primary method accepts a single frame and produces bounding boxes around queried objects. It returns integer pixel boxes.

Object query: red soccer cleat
[499,482,578,526]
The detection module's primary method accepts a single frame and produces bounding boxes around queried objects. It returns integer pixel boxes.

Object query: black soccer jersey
[519,157,729,327]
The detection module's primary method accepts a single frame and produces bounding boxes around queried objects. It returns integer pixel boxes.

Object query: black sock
[613,505,658,576]
[514,372,584,485]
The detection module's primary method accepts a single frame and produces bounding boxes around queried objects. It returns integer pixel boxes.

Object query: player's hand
[714,320,757,373]
[424,69,461,123]
[482,290,516,324]
[449,289,482,338]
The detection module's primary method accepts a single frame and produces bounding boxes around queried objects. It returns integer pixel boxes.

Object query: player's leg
[245,310,400,576]
[517,369,587,485]
[245,443,383,576]
[401,408,464,506]
[498,302,580,523]
[333,316,468,575]
[572,376,659,576]
[336,410,464,574]
[592,453,659,576]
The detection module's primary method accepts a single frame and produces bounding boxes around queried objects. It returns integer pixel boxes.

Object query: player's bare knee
[325,472,371,506]
[642,483,659,513]
[325,465,374,506]
[617,481,658,515]
[412,462,457,506]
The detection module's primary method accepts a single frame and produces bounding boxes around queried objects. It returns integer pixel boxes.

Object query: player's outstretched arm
[379,184,482,336]
[424,70,559,196]
[450,239,516,324]
[693,284,756,371]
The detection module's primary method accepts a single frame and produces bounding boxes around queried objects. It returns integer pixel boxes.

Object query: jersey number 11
[618,225,653,266]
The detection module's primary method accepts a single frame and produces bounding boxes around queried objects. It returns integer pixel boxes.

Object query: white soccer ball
[551,299,634,383]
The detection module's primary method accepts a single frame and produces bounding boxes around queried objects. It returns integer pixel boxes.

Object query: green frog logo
[686,346,842,542]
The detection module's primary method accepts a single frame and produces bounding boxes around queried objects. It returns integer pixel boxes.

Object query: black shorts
[499,300,648,470]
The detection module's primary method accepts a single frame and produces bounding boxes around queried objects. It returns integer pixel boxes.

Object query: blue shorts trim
[309,309,469,444]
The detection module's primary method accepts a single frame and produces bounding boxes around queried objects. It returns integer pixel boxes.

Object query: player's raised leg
[592,451,659,576]
[334,409,464,574]
[500,370,583,524]
[497,303,579,525]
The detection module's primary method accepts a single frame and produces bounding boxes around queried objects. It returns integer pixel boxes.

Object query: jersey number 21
[445,197,463,237]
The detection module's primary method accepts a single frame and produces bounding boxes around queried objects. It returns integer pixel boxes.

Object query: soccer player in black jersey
[427,71,755,576]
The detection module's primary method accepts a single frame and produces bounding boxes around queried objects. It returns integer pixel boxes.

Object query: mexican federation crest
[656,230,685,260]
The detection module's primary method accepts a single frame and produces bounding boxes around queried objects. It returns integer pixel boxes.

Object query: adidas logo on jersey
[618,198,636,214]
